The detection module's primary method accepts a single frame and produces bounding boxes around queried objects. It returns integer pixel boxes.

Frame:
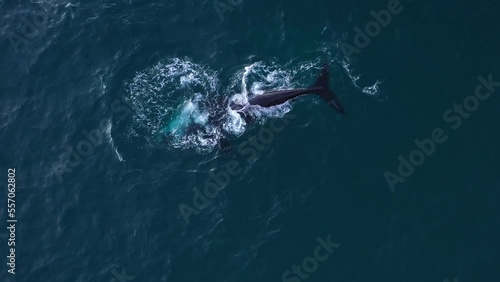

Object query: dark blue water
[1,0,499,281]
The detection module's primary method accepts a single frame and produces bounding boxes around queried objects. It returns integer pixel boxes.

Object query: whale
[159,62,345,148]
[231,63,345,114]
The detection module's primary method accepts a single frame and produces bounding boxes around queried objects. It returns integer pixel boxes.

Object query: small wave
[362,80,382,95]
[105,121,124,162]
[341,59,382,96]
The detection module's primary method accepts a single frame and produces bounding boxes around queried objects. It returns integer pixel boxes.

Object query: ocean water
[1,0,499,281]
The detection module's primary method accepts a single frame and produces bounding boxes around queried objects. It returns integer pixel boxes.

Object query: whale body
[232,63,345,114]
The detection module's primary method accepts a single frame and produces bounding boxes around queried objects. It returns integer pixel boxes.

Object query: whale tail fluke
[312,62,346,114]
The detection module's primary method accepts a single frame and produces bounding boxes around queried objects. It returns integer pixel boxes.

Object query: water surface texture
[1,0,499,281]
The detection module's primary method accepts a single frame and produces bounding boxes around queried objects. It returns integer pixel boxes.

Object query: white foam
[362,80,382,96]
[114,148,124,162]
[124,57,222,152]
[223,109,246,136]
[341,59,382,96]
[103,120,125,162]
